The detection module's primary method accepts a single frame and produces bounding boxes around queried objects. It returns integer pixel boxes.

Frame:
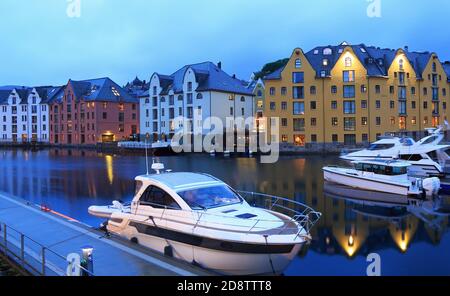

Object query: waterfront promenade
[0,192,211,276]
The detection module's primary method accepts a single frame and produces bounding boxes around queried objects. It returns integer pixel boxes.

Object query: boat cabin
[353,160,410,176]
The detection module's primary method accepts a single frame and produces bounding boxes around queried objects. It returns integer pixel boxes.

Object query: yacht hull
[323,168,414,196]
[108,220,304,275]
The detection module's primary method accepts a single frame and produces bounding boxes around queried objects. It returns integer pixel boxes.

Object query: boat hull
[323,168,413,196]
[108,220,303,275]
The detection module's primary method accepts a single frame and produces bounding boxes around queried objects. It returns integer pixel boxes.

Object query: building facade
[0,86,61,143]
[140,62,254,142]
[49,78,139,145]
[264,42,450,149]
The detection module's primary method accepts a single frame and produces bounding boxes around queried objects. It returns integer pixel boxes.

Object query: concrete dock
[0,192,212,276]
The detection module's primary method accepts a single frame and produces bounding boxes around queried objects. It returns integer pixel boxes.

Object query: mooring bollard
[81,245,94,276]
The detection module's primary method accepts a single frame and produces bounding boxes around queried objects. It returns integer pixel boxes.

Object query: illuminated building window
[390,116,395,125]
[344,57,352,67]
[424,116,429,125]
[361,117,368,126]
[432,116,440,127]
[293,134,305,146]
[281,135,288,142]
[399,117,407,130]
[399,59,404,70]
[323,48,332,55]
[332,117,338,126]
[361,85,367,93]
[323,59,328,66]
[411,116,417,125]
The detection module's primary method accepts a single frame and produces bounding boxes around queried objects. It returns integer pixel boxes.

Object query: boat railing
[134,193,322,241]
[237,191,322,238]
[0,221,94,276]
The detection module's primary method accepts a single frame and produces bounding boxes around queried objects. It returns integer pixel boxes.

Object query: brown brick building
[49,77,139,145]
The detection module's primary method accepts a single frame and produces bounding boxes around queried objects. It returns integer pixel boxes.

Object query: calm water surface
[0,148,449,276]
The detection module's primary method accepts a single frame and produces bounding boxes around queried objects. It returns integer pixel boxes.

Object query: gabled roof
[263,43,436,80]
[443,62,450,82]
[155,62,254,96]
[67,77,138,103]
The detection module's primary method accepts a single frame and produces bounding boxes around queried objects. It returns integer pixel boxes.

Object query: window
[390,116,396,125]
[398,86,406,99]
[187,82,193,92]
[432,88,439,100]
[140,186,181,210]
[323,48,332,55]
[292,72,304,83]
[343,101,356,114]
[362,134,368,142]
[281,87,287,96]
[295,59,302,68]
[375,85,381,94]
[390,101,395,109]
[412,101,416,109]
[102,112,107,119]
[310,86,316,95]
[411,116,417,125]
[399,59,404,70]
[390,86,395,94]
[424,101,428,109]
[361,117,368,126]
[423,88,428,96]
[270,102,276,111]
[411,87,416,95]
[331,101,337,109]
[310,101,317,110]
[344,118,356,131]
[293,118,305,131]
[432,62,437,72]
[311,118,317,126]
[281,118,288,127]
[343,70,355,82]
[399,101,407,115]
[323,59,329,66]
[343,85,355,98]
[311,134,317,142]
[376,117,381,126]
[399,116,406,130]
[345,57,352,67]
[376,100,381,109]
[281,102,287,110]
[270,87,276,96]
[361,85,367,93]
[240,96,245,102]
[294,135,305,146]
[293,86,304,99]
[196,93,203,100]
[293,102,305,115]
[399,72,405,84]
[344,134,356,145]
[332,134,339,143]
[331,85,337,94]
[332,117,338,126]
[361,100,367,109]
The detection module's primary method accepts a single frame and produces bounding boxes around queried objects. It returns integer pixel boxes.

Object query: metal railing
[0,222,93,276]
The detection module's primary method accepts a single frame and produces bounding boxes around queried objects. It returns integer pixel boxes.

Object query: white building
[140,62,255,142]
[0,86,62,143]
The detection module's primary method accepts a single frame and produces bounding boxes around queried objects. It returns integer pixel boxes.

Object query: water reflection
[0,149,449,275]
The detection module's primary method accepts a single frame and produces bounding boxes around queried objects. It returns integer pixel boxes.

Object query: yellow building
[264,42,450,149]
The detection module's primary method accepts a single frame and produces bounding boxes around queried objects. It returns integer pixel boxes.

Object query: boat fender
[164,245,173,257]
[422,177,441,196]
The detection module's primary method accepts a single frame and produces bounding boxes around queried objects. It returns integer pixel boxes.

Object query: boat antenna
[145,133,150,175]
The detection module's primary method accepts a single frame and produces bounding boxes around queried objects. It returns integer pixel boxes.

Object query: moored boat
[323,160,440,197]
[89,163,321,275]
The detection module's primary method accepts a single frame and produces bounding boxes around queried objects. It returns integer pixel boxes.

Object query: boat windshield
[355,163,408,176]
[400,138,415,146]
[367,144,395,151]
[178,185,243,210]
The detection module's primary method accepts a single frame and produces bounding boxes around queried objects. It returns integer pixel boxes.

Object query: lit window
[323,48,332,55]
[345,57,352,67]
[111,87,120,97]
[323,59,328,66]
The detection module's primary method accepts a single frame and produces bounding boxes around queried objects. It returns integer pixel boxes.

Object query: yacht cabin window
[178,185,243,210]
[139,185,181,210]
[367,144,395,151]
[355,163,407,176]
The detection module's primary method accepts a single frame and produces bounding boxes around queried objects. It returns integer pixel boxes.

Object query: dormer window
[338,48,343,54]
[323,48,332,55]
[360,47,367,53]
[111,86,120,97]
[295,58,302,68]
[323,59,329,66]
[187,82,193,92]
[378,59,384,66]
[320,71,326,77]
[345,57,352,67]
[314,49,319,55]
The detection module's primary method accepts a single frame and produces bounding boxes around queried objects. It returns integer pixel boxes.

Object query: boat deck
[0,192,213,276]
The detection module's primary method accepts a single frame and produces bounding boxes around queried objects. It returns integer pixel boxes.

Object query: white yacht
[323,160,440,197]
[341,127,450,177]
[89,163,321,275]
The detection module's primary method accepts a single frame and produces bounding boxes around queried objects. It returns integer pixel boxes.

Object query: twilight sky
[0,0,449,87]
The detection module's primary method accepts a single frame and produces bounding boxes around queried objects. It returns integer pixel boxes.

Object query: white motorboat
[341,127,450,177]
[89,163,321,275]
[323,160,440,197]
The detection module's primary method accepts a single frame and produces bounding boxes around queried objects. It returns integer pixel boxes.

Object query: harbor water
[0,148,449,276]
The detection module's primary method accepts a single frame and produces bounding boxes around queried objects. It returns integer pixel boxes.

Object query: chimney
[404,46,409,52]
[218,61,222,69]
[232,74,236,79]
